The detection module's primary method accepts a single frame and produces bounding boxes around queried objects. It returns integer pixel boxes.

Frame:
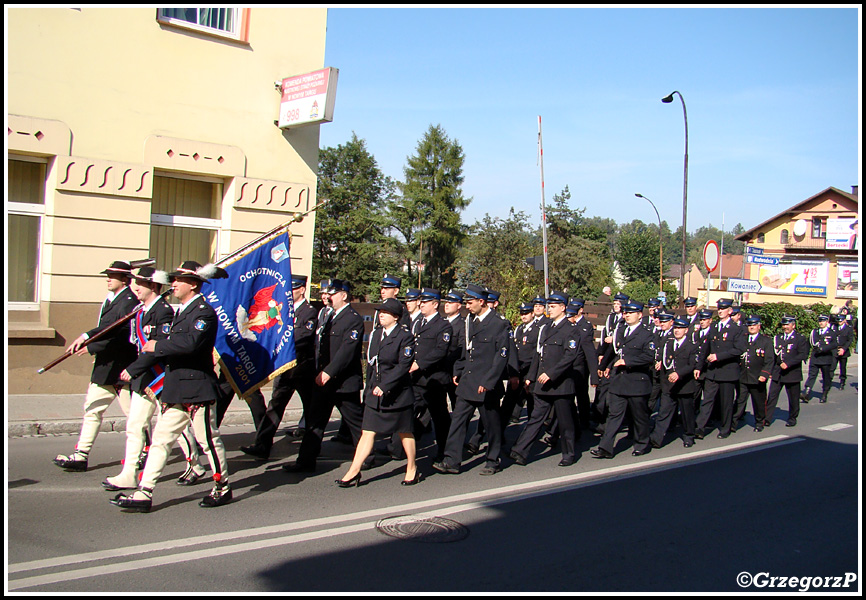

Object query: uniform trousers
[443,390,502,468]
[598,392,650,454]
[738,382,768,426]
[574,371,592,429]
[804,363,834,395]
[112,391,157,485]
[413,379,452,460]
[697,379,736,436]
[511,395,576,461]
[650,391,696,446]
[216,380,265,429]
[254,374,315,450]
[500,384,532,428]
[298,391,364,466]
[766,381,800,425]
[836,357,848,384]
[140,402,228,492]
[76,383,131,454]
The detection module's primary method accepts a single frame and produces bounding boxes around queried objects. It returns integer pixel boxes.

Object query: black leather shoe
[177,464,206,485]
[650,440,662,449]
[786,419,797,427]
[110,492,152,513]
[199,485,233,507]
[240,444,270,460]
[479,463,501,476]
[336,473,362,488]
[631,449,651,457]
[102,478,135,491]
[463,443,480,456]
[717,433,730,439]
[432,461,459,474]
[509,451,528,466]
[558,457,576,467]
[694,429,705,440]
[401,471,423,486]
[53,454,87,472]
[590,448,613,459]
[282,461,316,473]
[683,440,695,448]
[754,424,764,432]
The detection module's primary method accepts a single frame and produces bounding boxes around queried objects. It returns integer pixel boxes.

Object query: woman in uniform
[336,298,421,487]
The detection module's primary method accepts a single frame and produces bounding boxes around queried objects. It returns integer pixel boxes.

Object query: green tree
[313,133,399,300]
[616,225,662,283]
[392,124,470,290]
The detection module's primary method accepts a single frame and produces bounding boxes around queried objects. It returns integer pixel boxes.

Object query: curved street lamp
[635,193,663,293]
[662,91,688,306]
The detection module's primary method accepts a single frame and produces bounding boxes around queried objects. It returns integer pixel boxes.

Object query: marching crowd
[52,261,856,512]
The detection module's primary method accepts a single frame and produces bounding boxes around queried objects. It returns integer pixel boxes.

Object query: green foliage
[620,279,679,307]
[616,228,663,282]
[313,133,400,299]
[392,124,470,290]
[740,302,836,338]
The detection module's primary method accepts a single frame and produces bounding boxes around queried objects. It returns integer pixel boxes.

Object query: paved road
[6,379,860,592]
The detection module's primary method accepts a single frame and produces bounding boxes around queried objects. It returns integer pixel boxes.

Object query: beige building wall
[737,190,858,308]
[7,7,328,393]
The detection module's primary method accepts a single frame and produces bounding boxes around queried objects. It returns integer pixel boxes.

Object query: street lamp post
[662,91,688,306]
[635,193,663,294]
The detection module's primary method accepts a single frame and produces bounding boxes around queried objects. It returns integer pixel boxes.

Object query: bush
[618,279,680,308]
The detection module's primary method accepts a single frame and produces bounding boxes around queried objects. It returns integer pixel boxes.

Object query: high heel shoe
[401,471,423,486]
[335,473,361,488]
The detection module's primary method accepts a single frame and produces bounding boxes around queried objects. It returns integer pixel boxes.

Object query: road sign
[746,255,780,266]
[728,278,761,293]
[745,246,764,255]
[703,240,720,273]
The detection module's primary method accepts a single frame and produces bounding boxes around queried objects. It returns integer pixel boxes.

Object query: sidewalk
[7,388,303,438]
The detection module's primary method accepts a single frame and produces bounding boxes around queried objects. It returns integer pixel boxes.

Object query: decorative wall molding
[7,114,72,157]
[231,176,312,213]
[54,156,153,199]
[144,135,245,178]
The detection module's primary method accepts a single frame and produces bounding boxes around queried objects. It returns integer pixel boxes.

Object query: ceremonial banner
[203,227,297,397]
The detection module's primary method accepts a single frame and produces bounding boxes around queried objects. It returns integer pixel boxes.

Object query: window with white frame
[149,174,222,276]
[157,8,247,42]
[8,158,46,305]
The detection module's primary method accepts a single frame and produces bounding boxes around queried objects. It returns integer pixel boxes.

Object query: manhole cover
[376,515,469,543]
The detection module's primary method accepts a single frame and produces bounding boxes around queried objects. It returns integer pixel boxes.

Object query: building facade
[734,186,858,308]
[8,7,329,393]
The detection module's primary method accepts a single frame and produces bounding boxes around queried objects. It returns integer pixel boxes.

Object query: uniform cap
[380,274,402,289]
[745,315,761,326]
[419,288,441,301]
[546,291,568,305]
[518,302,533,314]
[622,301,644,313]
[100,260,133,276]
[291,274,308,289]
[698,309,713,320]
[780,315,797,325]
[168,260,228,282]
[673,317,690,328]
[657,312,674,322]
[532,296,547,305]
[133,266,170,286]
[443,289,463,303]
[376,298,403,318]
[684,297,698,307]
[716,298,734,309]
[613,292,629,302]
[463,284,487,301]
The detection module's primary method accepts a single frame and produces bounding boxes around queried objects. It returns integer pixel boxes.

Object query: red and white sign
[703,240,720,273]
[277,67,339,129]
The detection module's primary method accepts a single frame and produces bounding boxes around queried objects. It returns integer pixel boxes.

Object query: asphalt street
[6,378,861,593]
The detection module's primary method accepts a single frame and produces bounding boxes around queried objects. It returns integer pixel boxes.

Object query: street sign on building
[746,255,780,266]
[277,67,339,129]
[745,246,764,255]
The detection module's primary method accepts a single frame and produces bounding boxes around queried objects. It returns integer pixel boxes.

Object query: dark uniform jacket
[319,304,365,393]
[527,318,578,396]
[605,323,655,397]
[445,314,465,378]
[597,311,623,360]
[659,335,699,396]
[85,286,140,385]
[739,332,774,386]
[124,296,175,395]
[514,320,542,379]
[700,319,746,382]
[771,331,809,383]
[152,294,220,405]
[835,322,853,358]
[808,327,838,366]
[454,310,511,402]
[364,326,416,411]
[410,312,453,386]
[570,319,600,386]
[285,299,317,380]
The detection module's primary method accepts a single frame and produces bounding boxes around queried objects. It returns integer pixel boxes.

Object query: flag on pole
[203,227,297,398]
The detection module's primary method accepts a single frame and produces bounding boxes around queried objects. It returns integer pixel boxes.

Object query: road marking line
[818,423,854,431]
[8,435,801,589]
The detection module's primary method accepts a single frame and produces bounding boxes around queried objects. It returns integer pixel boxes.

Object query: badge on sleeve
[194,319,207,331]
[443,332,451,343]
[568,340,577,349]
[162,323,171,335]
[349,330,359,341]
[648,341,655,352]
[500,347,508,358]
[305,320,315,331]
[403,346,414,358]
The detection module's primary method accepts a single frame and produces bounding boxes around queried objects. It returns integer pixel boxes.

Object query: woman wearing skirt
[336,298,421,487]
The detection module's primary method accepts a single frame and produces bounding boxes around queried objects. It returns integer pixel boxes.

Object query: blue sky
[319,7,860,234]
